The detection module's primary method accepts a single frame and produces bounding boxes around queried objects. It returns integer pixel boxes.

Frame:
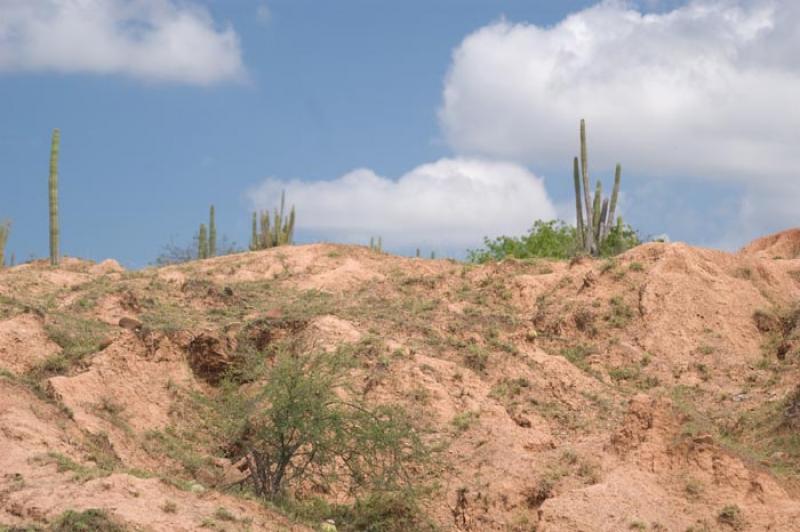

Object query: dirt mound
[740,228,800,259]
[4,239,800,530]
[0,379,304,531]
[46,331,196,469]
[0,313,60,375]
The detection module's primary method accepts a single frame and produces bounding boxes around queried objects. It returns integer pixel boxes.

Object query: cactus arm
[572,156,585,251]
[591,180,602,243]
[606,163,621,238]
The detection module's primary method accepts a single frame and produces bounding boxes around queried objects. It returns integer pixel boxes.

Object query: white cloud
[439,0,800,241]
[440,0,800,183]
[247,158,556,250]
[0,0,245,85]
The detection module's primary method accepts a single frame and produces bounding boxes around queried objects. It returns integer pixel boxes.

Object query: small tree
[155,235,239,266]
[211,348,427,502]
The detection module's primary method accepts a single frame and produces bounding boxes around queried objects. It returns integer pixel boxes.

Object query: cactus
[49,129,60,266]
[0,221,10,268]
[250,212,258,251]
[573,157,585,250]
[250,191,296,250]
[416,248,420,258]
[592,180,602,242]
[605,164,621,240]
[198,224,208,259]
[579,119,595,255]
[368,236,383,252]
[208,205,217,257]
[572,120,625,256]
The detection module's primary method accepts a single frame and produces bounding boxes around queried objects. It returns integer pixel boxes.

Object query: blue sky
[1,0,798,267]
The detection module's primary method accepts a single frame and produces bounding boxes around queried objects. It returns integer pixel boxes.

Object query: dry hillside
[2,229,800,531]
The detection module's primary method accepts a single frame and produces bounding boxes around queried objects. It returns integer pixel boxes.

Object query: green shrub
[717,505,744,529]
[468,220,578,262]
[468,219,639,263]
[208,347,428,502]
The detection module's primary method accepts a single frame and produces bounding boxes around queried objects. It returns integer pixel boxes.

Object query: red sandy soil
[2,229,800,531]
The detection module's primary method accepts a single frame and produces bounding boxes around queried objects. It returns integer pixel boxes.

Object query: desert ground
[2,229,800,531]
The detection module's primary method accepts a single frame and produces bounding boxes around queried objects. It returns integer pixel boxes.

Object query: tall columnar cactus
[250,212,258,251]
[0,221,10,268]
[208,205,217,257]
[579,120,595,255]
[198,224,208,260]
[49,129,60,266]
[572,120,625,256]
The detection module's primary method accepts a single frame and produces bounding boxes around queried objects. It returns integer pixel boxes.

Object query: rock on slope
[1,229,800,531]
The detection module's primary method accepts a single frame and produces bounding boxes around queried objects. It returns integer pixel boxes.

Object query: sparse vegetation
[206,344,430,517]
[50,508,125,532]
[451,411,479,433]
[717,504,744,529]
[35,314,111,377]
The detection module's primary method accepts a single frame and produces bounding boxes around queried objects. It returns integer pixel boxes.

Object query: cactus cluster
[369,236,382,252]
[49,128,60,266]
[573,119,623,256]
[250,191,296,251]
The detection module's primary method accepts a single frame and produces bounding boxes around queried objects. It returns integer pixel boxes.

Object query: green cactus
[0,221,10,268]
[208,205,217,257]
[606,164,621,239]
[250,212,258,251]
[592,180,602,242]
[573,157,585,250]
[572,120,625,256]
[49,129,60,266]
[250,191,296,250]
[198,224,208,260]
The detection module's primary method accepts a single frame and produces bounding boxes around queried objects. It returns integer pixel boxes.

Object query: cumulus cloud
[439,0,800,241]
[440,0,800,184]
[247,158,556,250]
[0,0,245,84]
